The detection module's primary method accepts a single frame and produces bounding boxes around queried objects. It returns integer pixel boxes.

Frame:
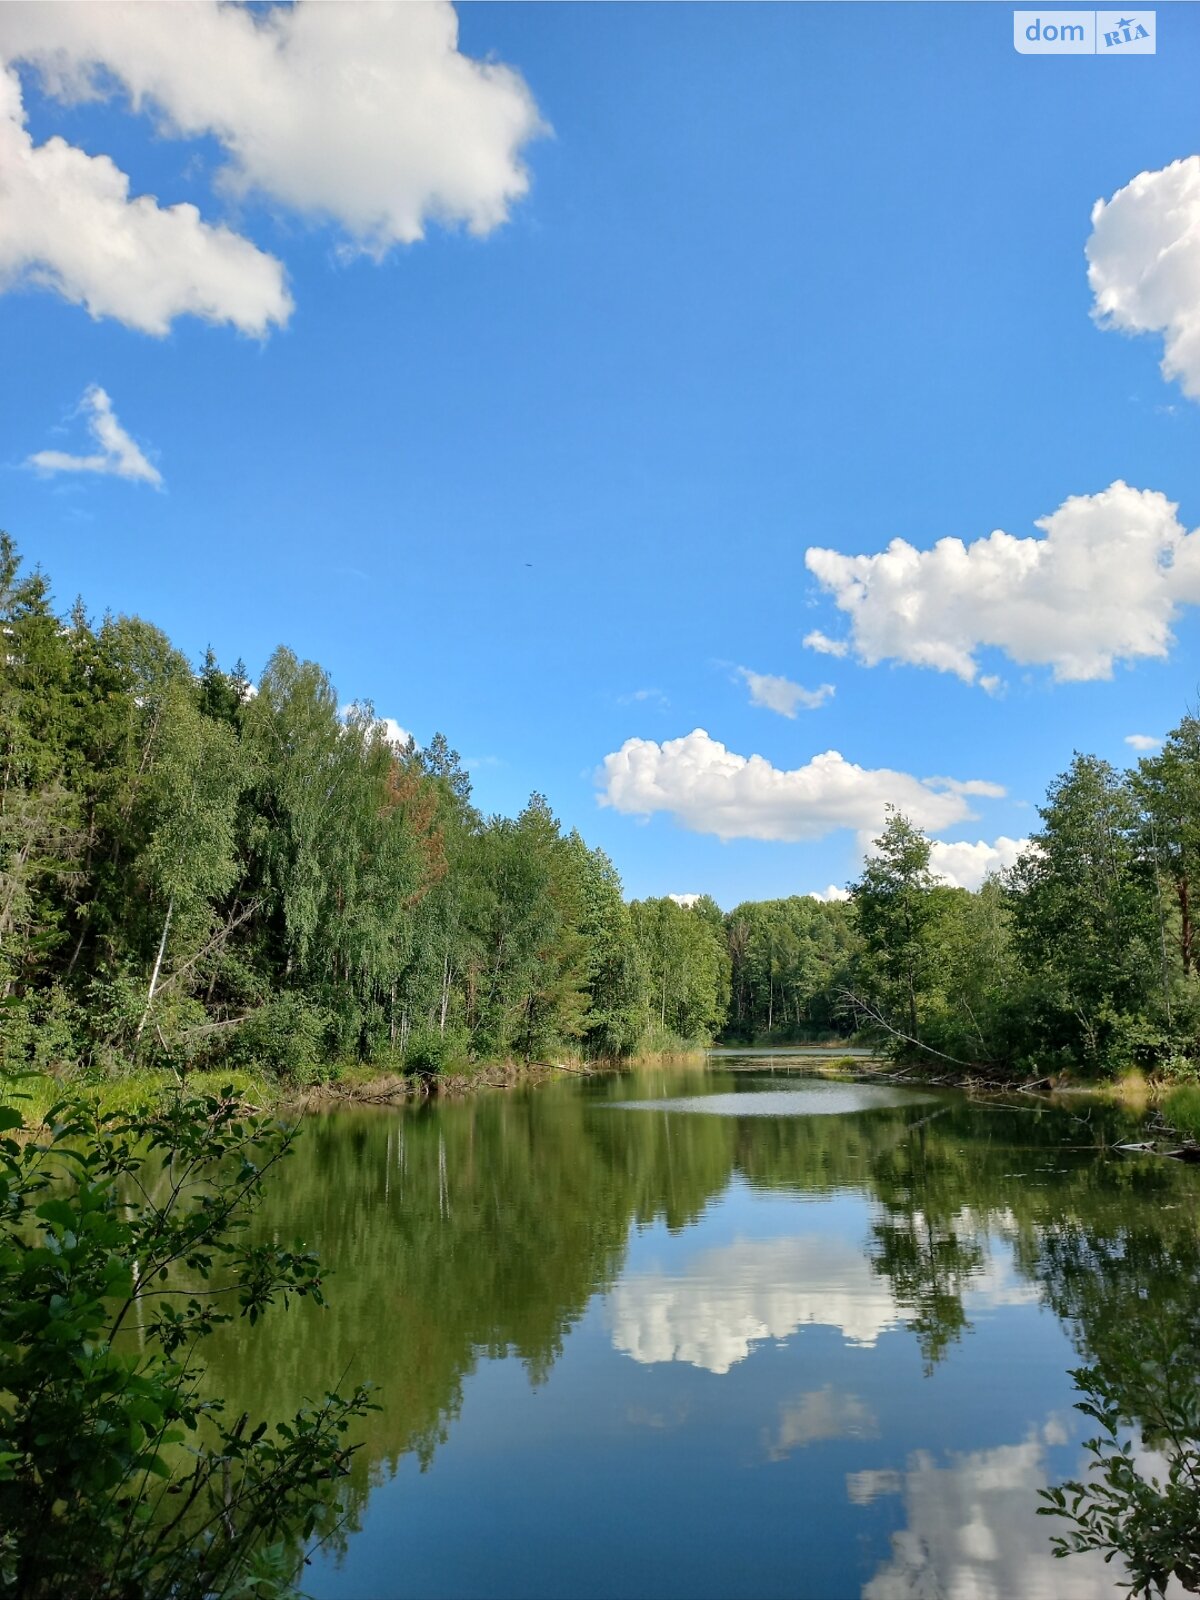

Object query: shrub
[0,1078,373,1599]
[1157,1052,1200,1086]
[403,1024,468,1078]
[1039,1319,1200,1598]
[221,994,332,1084]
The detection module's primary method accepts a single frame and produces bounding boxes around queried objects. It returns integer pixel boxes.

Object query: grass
[1162,1084,1200,1140]
[0,1066,280,1128]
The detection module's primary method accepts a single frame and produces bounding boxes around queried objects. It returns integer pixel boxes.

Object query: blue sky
[3,2,1200,906]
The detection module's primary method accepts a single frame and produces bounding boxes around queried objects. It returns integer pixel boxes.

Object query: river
[205,1050,1199,1599]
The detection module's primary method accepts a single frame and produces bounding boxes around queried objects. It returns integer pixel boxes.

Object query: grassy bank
[0,1065,280,1126]
[0,1046,714,1126]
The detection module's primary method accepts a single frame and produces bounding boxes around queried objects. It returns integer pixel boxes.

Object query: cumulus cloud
[340,704,411,749]
[805,481,1200,685]
[0,1,544,259]
[1087,156,1200,400]
[1126,732,1162,751]
[28,384,161,486]
[608,1236,906,1373]
[808,884,851,903]
[608,1231,1038,1376]
[0,63,289,335]
[737,667,834,718]
[803,630,848,658]
[927,836,1030,891]
[858,1423,1122,1600]
[597,728,998,843]
[667,893,702,909]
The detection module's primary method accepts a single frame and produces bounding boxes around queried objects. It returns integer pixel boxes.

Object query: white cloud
[608,1236,906,1373]
[0,1,544,259]
[858,1424,1128,1600]
[598,728,997,843]
[928,836,1030,891]
[803,629,848,658]
[846,1469,903,1506]
[805,480,1200,685]
[340,703,411,749]
[808,884,851,903]
[667,893,701,909]
[1125,732,1162,751]
[28,384,161,486]
[979,673,1005,697]
[737,667,834,718]
[922,777,1007,799]
[608,1230,1037,1376]
[764,1388,877,1462]
[0,63,289,336]
[1087,156,1200,401]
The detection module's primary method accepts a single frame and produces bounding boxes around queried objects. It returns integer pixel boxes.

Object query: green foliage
[725,894,855,1042]
[850,808,944,1048]
[0,1078,373,1599]
[403,1023,468,1077]
[846,810,1018,1067]
[222,995,333,1084]
[16,530,1200,1095]
[1040,1322,1200,1598]
[1010,755,1163,1073]
[1161,1085,1200,1138]
[629,896,729,1046]
[1156,1052,1200,1084]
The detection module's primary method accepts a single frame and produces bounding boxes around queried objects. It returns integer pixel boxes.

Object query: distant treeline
[4,534,1199,1084]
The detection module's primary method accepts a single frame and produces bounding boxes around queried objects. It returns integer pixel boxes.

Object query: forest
[5,531,1200,1094]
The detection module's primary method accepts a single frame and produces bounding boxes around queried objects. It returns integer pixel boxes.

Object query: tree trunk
[1178,877,1192,976]
[136,896,173,1044]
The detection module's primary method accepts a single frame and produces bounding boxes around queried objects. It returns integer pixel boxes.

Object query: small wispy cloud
[619,688,670,709]
[922,776,1007,799]
[737,667,834,718]
[28,385,162,487]
[1125,732,1162,752]
[803,630,848,659]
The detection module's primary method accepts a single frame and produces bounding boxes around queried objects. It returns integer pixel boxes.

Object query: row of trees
[850,730,1200,1078]
[0,538,733,1081]
[8,531,1200,1084]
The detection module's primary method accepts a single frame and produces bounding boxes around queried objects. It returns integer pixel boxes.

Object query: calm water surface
[208,1053,1200,1599]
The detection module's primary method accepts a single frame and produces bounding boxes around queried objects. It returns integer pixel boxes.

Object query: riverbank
[832,1053,1200,1151]
[0,1048,711,1126]
[10,1045,1196,1151]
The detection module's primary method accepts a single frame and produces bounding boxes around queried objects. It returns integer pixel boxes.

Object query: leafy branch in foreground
[0,1080,375,1600]
[1039,1320,1200,1598]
